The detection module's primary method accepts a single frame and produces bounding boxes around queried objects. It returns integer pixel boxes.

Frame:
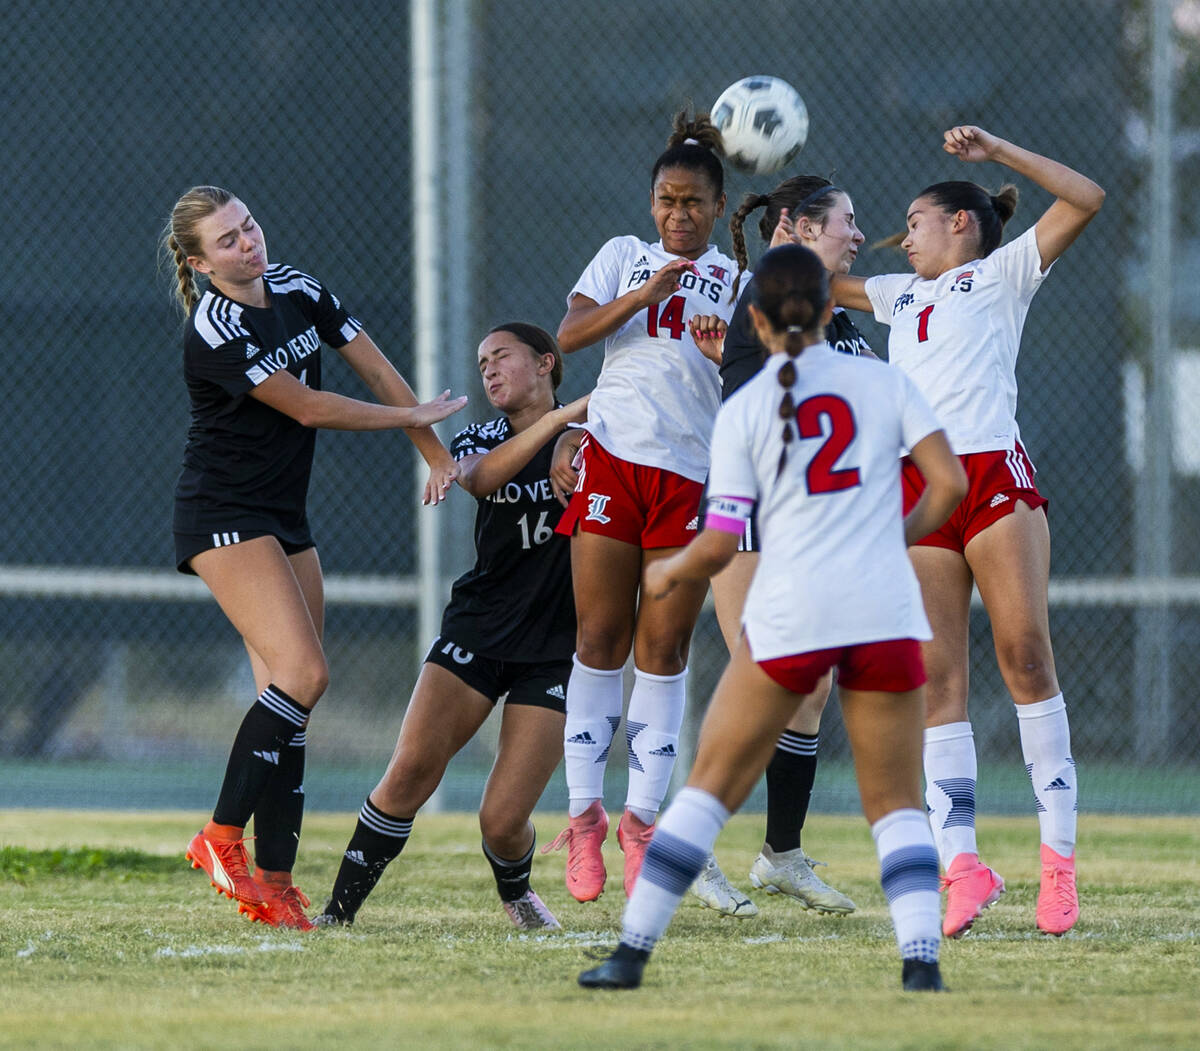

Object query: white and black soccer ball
[711,76,809,176]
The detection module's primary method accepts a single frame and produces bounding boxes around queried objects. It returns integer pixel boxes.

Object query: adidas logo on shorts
[989,493,1010,508]
[567,731,595,744]
[685,517,699,531]
[649,743,677,757]
[545,684,566,700]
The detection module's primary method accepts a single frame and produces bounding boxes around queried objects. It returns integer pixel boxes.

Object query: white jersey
[569,235,740,482]
[864,226,1050,455]
[708,346,942,659]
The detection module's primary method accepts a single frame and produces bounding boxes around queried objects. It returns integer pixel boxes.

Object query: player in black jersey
[162,186,466,931]
[317,323,589,931]
[690,177,872,917]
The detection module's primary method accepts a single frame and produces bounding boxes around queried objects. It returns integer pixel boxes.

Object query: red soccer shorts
[903,443,1048,552]
[757,638,927,695]
[555,434,704,550]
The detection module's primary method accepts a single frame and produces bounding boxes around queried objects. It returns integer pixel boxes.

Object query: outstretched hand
[942,125,1001,164]
[409,389,468,427]
[688,314,727,364]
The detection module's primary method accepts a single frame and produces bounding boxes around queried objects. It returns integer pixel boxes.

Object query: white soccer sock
[624,666,688,822]
[621,787,729,951]
[1016,693,1077,857]
[872,808,941,963]
[562,657,623,818]
[923,721,979,867]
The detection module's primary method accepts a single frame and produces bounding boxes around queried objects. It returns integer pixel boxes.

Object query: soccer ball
[711,76,809,176]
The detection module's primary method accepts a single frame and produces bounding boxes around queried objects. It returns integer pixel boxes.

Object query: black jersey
[173,265,362,536]
[719,274,873,401]
[439,415,576,663]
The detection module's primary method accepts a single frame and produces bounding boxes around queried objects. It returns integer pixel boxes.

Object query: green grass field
[2,810,1197,1050]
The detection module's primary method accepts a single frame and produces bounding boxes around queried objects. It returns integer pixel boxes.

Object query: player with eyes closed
[317,323,588,931]
[162,185,465,930]
[831,125,1104,937]
[542,110,743,906]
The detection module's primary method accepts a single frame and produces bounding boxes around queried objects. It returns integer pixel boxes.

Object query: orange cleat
[186,828,269,922]
[542,801,609,902]
[253,868,317,932]
[616,809,655,898]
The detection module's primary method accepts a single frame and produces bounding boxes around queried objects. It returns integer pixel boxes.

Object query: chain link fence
[1,0,1197,813]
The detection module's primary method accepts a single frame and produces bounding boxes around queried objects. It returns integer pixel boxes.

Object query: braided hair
[729,175,840,299]
[159,185,235,315]
[750,244,830,478]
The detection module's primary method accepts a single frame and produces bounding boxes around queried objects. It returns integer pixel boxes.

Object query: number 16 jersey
[439,415,576,663]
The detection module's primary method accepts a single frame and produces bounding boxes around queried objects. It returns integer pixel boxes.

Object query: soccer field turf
[2,810,1196,1049]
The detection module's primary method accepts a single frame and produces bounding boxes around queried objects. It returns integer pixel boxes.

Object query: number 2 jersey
[863,226,1050,455]
[173,265,362,536]
[708,346,942,659]
[439,416,576,662]
[569,236,741,482]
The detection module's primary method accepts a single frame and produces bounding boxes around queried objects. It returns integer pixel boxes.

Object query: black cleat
[578,945,648,989]
[901,959,946,991]
[312,901,353,927]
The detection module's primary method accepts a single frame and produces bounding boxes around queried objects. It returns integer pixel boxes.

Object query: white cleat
[748,847,856,914]
[503,889,562,931]
[689,855,758,918]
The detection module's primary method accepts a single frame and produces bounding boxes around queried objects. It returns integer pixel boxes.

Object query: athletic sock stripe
[776,731,819,757]
[880,843,940,902]
[640,829,708,896]
[359,801,412,838]
[258,685,310,727]
[288,731,307,748]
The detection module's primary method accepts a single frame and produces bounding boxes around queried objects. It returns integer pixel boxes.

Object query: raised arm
[557,259,699,352]
[456,396,590,499]
[942,125,1105,270]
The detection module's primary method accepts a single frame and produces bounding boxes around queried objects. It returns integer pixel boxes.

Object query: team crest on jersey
[707,265,729,282]
[585,494,612,524]
[951,270,975,292]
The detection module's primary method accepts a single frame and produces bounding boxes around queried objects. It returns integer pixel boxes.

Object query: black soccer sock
[251,728,307,873]
[764,730,819,854]
[482,835,535,903]
[212,685,311,829]
[324,798,413,923]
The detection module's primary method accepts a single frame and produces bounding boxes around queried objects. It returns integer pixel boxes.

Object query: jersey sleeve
[706,398,759,507]
[450,418,508,461]
[864,273,912,326]
[310,281,363,348]
[984,226,1050,302]
[185,332,275,398]
[568,237,630,308]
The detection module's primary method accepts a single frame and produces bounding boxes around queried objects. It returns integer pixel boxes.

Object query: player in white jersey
[578,244,966,993]
[162,186,465,930]
[543,112,741,904]
[690,175,875,918]
[833,126,1105,937]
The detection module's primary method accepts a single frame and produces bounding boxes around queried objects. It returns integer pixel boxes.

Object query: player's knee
[634,635,689,676]
[377,752,446,812]
[575,626,632,670]
[478,807,528,852]
[995,633,1056,700]
[278,652,329,707]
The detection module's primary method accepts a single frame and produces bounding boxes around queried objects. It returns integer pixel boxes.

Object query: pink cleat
[1037,845,1078,935]
[616,809,655,898]
[541,801,608,902]
[940,852,1005,938]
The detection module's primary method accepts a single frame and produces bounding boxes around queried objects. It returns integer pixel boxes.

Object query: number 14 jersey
[440,415,576,663]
